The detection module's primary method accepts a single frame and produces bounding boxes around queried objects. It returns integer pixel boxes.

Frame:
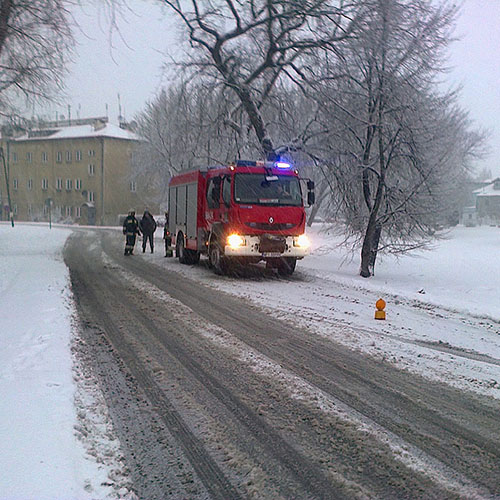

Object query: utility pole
[46,198,53,229]
[118,93,122,122]
[0,146,14,227]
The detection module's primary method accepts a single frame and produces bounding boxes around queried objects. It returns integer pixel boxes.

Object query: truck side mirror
[307,180,315,190]
[307,191,315,206]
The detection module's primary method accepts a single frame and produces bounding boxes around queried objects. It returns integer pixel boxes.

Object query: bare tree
[0,0,73,116]
[305,0,484,277]
[160,0,362,158]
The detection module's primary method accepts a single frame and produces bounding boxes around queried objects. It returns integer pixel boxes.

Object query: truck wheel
[176,233,187,264]
[209,243,227,275]
[277,257,297,276]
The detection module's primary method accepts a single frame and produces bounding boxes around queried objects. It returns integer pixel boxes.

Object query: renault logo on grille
[269,217,274,224]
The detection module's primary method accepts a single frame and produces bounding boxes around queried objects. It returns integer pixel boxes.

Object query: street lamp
[45,198,53,229]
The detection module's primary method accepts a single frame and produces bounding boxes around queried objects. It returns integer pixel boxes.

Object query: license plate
[262,252,282,257]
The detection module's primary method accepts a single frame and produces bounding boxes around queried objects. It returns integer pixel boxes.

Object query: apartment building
[0,117,159,225]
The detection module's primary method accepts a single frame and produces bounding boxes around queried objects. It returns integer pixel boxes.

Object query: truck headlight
[294,234,310,248]
[227,233,245,248]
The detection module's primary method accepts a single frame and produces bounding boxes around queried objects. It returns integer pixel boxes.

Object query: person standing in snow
[139,210,157,253]
[163,211,172,257]
[123,210,141,255]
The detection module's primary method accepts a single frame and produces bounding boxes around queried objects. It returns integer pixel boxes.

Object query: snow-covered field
[1,221,499,498]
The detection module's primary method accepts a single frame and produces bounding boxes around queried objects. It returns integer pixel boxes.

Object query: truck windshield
[234,174,303,206]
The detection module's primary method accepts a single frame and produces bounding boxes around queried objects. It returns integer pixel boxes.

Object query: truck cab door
[206,176,222,224]
[220,175,232,223]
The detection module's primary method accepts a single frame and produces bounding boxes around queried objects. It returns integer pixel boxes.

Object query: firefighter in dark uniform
[123,210,141,255]
[163,211,173,257]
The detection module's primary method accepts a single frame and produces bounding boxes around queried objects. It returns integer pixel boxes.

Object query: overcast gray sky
[447,0,500,177]
[42,1,174,123]
[44,1,500,177]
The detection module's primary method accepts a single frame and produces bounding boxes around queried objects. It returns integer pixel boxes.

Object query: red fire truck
[168,159,315,275]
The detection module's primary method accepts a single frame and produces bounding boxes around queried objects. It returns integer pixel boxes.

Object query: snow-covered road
[142,224,500,400]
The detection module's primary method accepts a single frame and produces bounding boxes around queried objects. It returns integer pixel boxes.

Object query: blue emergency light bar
[274,161,292,169]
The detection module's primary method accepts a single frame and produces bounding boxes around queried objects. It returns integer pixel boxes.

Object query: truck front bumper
[224,235,309,259]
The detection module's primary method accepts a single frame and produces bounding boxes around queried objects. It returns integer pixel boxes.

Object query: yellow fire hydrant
[375,298,386,320]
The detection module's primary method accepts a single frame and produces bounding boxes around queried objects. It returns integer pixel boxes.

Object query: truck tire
[186,249,200,265]
[277,257,297,276]
[176,233,187,264]
[176,233,200,265]
[209,243,228,275]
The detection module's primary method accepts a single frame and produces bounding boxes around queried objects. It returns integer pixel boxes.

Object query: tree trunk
[306,185,328,227]
[307,200,322,227]
[360,163,385,277]
[360,217,376,277]
[368,222,382,274]
[234,85,274,157]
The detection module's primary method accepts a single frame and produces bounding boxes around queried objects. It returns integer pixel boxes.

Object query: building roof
[11,121,139,142]
[473,178,500,197]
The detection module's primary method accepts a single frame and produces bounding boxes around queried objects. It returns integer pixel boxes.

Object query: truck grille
[245,222,295,231]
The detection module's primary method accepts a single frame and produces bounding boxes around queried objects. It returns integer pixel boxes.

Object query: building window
[75,178,82,191]
[88,149,95,157]
[13,204,17,215]
[66,151,72,162]
[28,204,33,215]
[43,204,48,215]
[130,181,137,192]
[65,206,72,217]
[12,152,18,163]
[56,151,62,163]
[75,206,81,218]
[66,179,73,191]
[88,164,95,176]
[56,178,63,191]
[75,150,82,162]
[42,178,48,190]
[42,152,48,163]
[88,191,95,203]
[26,152,33,163]
[13,178,18,190]
[27,179,33,191]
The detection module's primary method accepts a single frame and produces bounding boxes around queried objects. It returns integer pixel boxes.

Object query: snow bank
[0,224,122,499]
